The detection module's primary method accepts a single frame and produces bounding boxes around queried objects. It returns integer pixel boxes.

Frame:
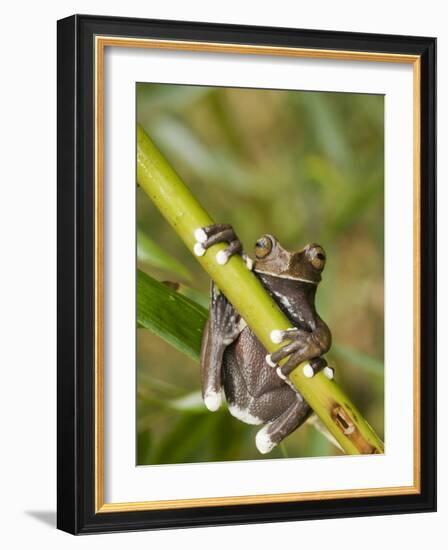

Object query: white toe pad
[194,228,207,243]
[270,329,283,344]
[276,367,287,380]
[255,427,276,454]
[193,242,205,256]
[216,250,228,265]
[303,364,315,378]
[204,391,222,412]
[324,366,334,380]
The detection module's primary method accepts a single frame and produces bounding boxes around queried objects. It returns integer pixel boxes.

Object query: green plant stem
[137,124,384,455]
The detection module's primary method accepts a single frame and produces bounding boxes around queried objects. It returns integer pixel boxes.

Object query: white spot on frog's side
[265,354,276,368]
[303,363,315,378]
[194,242,206,256]
[271,289,296,318]
[324,366,334,380]
[216,250,228,265]
[204,390,222,412]
[228,402,263,425]
[194,227,207,243]
[245,256,254,270]
[255,424,276,454]
[279,295,294,311]
[270,329,283,344]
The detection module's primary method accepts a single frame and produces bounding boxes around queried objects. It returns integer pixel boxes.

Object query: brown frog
[195,224,333,454]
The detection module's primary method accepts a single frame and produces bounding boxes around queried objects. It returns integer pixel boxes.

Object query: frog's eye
[255,236,273,259]
[309,247,326,271]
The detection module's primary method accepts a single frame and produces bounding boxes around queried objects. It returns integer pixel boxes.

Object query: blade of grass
[137,269,207,362]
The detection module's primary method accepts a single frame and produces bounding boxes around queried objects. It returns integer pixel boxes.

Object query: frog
[194,223,333,454]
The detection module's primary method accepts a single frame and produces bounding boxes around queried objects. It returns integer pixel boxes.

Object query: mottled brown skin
[199,225,332,454]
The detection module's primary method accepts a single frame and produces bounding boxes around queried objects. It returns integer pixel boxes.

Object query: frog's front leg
[266,322,333,380]
[193,224,253,268]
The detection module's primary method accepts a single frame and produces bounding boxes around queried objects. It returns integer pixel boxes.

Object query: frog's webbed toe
[193,223,252,267]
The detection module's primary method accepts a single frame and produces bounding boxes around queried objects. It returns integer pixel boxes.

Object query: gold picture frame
[58,15,436,534]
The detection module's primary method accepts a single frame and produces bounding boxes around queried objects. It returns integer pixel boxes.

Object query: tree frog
[194,223,333,454]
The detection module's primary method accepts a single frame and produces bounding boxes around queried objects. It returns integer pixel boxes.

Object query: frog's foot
[266,328,333,379]
[255,395,310,454]
[255,424,277,454]
[193,224,249,267]
[266,354,330,381]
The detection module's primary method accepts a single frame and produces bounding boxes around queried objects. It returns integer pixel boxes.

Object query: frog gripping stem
[193,223,243,266]
[137,125,384,455]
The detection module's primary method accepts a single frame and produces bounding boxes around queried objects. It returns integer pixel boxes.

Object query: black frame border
[57,14,436,534]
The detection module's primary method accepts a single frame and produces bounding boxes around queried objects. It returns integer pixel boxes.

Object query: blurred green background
[136,83,384,465]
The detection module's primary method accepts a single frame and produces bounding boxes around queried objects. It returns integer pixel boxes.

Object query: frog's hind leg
[255,395,311,454]
[200,282,242,412]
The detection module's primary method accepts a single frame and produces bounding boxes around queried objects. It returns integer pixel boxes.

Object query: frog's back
[222,326,302,424]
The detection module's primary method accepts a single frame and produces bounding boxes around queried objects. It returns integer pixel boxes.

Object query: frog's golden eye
[309,247,326,270]
[255,236,273,259]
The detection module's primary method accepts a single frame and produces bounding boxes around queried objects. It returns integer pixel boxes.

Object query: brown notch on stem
[332,405,379,454]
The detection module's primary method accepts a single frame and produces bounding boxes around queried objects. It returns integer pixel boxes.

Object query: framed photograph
[57,14,436,534]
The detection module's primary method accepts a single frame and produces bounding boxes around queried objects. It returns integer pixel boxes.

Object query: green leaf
[152,412,217,464]
[137,229,191,280]
[137,269,208,361]
[176,285,209,309]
